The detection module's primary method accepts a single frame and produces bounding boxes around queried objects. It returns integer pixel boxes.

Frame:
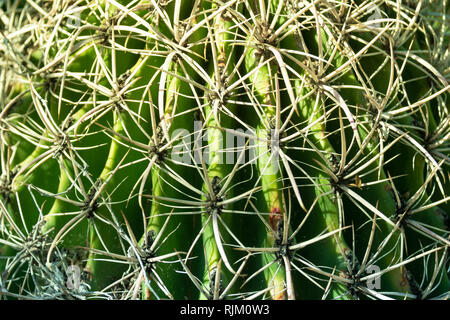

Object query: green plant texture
[0,0,449,300]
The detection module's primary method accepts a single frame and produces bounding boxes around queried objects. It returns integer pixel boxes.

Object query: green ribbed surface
[0,0,448,300]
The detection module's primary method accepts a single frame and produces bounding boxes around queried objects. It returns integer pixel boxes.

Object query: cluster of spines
[0,0,448,300]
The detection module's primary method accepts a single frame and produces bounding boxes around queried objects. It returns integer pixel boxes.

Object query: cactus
[0,0,449,300]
